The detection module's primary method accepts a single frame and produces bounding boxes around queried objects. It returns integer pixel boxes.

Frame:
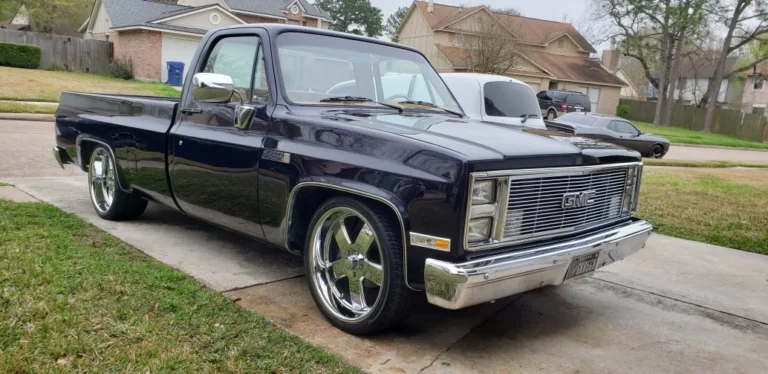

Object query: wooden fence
[619,99,768,143]
[0,29,113,74]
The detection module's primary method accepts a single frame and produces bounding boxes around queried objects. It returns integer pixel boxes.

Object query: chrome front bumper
[424,219,652,309]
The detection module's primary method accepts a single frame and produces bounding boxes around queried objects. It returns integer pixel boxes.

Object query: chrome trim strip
[76,138,129,193]
[409,232,451,252]
[464,162,642,251]
[52,146,65,169]
[284,182,418,291]
[426,219,653,309]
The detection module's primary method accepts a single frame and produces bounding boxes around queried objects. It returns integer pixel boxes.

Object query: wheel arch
[76,135,131,193]
[285,181,418,291]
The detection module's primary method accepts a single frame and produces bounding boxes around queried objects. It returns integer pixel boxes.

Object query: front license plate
[564,251,600,280]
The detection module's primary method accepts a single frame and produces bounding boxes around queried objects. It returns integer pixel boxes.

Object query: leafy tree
[384,6,409,42]
[316,0,384,37]
[0,0,23,23]
[488,6,521,16]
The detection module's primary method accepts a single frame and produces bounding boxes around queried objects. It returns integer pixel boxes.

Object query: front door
[169,30,273,238]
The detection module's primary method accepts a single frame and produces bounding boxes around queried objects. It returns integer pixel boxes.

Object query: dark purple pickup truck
[53,25,651,334]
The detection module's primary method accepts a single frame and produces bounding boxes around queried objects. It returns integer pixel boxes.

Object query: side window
[609,120,640,135]
[536,91,550,100]
[202,36,261,103]
[553,92,566,102]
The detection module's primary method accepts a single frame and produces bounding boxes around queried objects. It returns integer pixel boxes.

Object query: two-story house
[395,0,625,115]
[80,0,330,83]
[647,56,741,107]
[742,62,768,116]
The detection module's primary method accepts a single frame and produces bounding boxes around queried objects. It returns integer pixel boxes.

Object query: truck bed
[54,92,180,206]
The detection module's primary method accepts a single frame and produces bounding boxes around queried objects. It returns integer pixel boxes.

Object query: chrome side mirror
[192,73,239,103]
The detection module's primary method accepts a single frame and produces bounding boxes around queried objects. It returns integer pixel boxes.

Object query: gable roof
[91,0,329,35]
[409,1,596,53]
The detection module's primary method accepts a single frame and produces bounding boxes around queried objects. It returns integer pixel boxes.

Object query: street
[2,119,767,373]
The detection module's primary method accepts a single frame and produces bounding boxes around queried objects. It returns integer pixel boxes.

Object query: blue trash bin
[166,61,185,87]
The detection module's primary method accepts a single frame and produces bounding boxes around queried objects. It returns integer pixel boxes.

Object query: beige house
[80,0,329,83]
[395,1,625,115]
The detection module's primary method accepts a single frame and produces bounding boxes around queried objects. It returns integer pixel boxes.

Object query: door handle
[235,105,255,130]
[181,108,202,115]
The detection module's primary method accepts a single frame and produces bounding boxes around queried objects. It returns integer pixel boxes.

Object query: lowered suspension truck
[53,25,652,335]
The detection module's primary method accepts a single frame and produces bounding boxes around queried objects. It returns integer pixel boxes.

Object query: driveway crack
[593,277,768,326]
[416,295,525,374]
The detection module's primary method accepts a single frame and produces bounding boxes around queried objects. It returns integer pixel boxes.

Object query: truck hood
[317,111,641,168]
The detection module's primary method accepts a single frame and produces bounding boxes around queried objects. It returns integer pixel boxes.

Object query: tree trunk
[654,33,673,125]
[703,1,744,132]
[664,37,685,126]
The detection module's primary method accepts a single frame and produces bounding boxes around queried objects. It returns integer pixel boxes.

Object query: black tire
[304,196,413,335]
[547,110,557,120]
[88,145,148,221]
[648,144,664,159]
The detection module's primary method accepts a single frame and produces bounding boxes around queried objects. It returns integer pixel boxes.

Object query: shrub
[616,103,630,118]
[109,58,134,80]
[0,42,41,69]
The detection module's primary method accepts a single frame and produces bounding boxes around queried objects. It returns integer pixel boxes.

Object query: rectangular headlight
[472,180,496,205]
[467,218,492,242]
[622,165,642,215]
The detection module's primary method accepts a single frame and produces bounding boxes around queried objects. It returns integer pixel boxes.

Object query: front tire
[88,146,147,220]
[648,144,664,159]
[547,110,557,120]
[305,196,413,335]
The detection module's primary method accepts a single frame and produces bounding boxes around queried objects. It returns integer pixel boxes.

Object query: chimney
[427,0,434,13]
[602,42,619,73]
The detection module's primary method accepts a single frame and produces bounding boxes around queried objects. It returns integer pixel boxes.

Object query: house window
[752,105,766,116]
[288,20,300,25]
[302,21,307,26]
[455,33,464,44]
[105,35,109,42]
[754,76,765,90]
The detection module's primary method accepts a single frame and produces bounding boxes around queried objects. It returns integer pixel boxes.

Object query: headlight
[622,164,642,215]
[467,218,492,242]
[472,180,496,205]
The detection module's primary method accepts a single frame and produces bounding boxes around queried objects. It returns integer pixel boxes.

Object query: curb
[671,143,768,153]
[0,113,55,122]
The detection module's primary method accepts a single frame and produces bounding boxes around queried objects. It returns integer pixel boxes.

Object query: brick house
[395,1,625,115]
[80,0,330,83]
[742,62,768,116]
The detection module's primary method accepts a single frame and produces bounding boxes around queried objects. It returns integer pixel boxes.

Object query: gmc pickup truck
[53,25,652,335]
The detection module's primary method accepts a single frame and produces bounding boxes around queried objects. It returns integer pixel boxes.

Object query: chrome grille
[502,168,627,241]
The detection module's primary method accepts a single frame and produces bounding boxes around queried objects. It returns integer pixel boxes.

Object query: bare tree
[701,0,768,132]
[457,13,527,75]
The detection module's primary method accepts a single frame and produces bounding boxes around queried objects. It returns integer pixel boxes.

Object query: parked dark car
[537,90,591,119]
[52,24,651,335]
[547,113,670,158]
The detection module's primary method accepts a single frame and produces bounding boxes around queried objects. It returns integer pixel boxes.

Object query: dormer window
[754,76,764,91]
[290,5,300,14]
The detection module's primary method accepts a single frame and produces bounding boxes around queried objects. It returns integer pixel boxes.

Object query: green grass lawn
[0,102,56,114]
[638,167,768,255]
[0,200,359,373]
[0,66,180,103]
[643,159,768,168]
[634,121,768,150]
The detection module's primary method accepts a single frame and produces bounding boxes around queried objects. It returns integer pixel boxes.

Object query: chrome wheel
[89,148,116,213]
[309,207,385,322]
[547,111,556,120]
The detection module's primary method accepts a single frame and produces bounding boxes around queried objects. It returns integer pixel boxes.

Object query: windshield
[276,32,462,114]
[484,81,540,118]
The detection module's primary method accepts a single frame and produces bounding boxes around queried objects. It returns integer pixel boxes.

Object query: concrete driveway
[2,119,767,373]
[665,144,768,163]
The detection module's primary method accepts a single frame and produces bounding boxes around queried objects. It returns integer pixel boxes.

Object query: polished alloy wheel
[89,148,116,213]
[309,207,385,322]
[547,111,556,120]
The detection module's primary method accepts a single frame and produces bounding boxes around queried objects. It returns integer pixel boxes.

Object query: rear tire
[88,145,148,221]
[304,196,413,335]
[547,110,557,120]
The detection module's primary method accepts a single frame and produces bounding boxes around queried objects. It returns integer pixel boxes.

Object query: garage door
[161,34,202,85]
[525,82,539,92]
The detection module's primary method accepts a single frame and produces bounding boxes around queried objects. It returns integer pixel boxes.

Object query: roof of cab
[208,24,421,54]
[440,73,530,86]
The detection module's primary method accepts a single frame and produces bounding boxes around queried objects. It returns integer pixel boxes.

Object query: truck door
[168,30,273,238]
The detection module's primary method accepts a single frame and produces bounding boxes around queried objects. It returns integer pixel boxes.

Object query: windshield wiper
[520,114,539,123]
[320,96,403,112]
[396,100,463,117]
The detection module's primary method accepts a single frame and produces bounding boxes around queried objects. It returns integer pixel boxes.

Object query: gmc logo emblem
[562,191,597,209]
